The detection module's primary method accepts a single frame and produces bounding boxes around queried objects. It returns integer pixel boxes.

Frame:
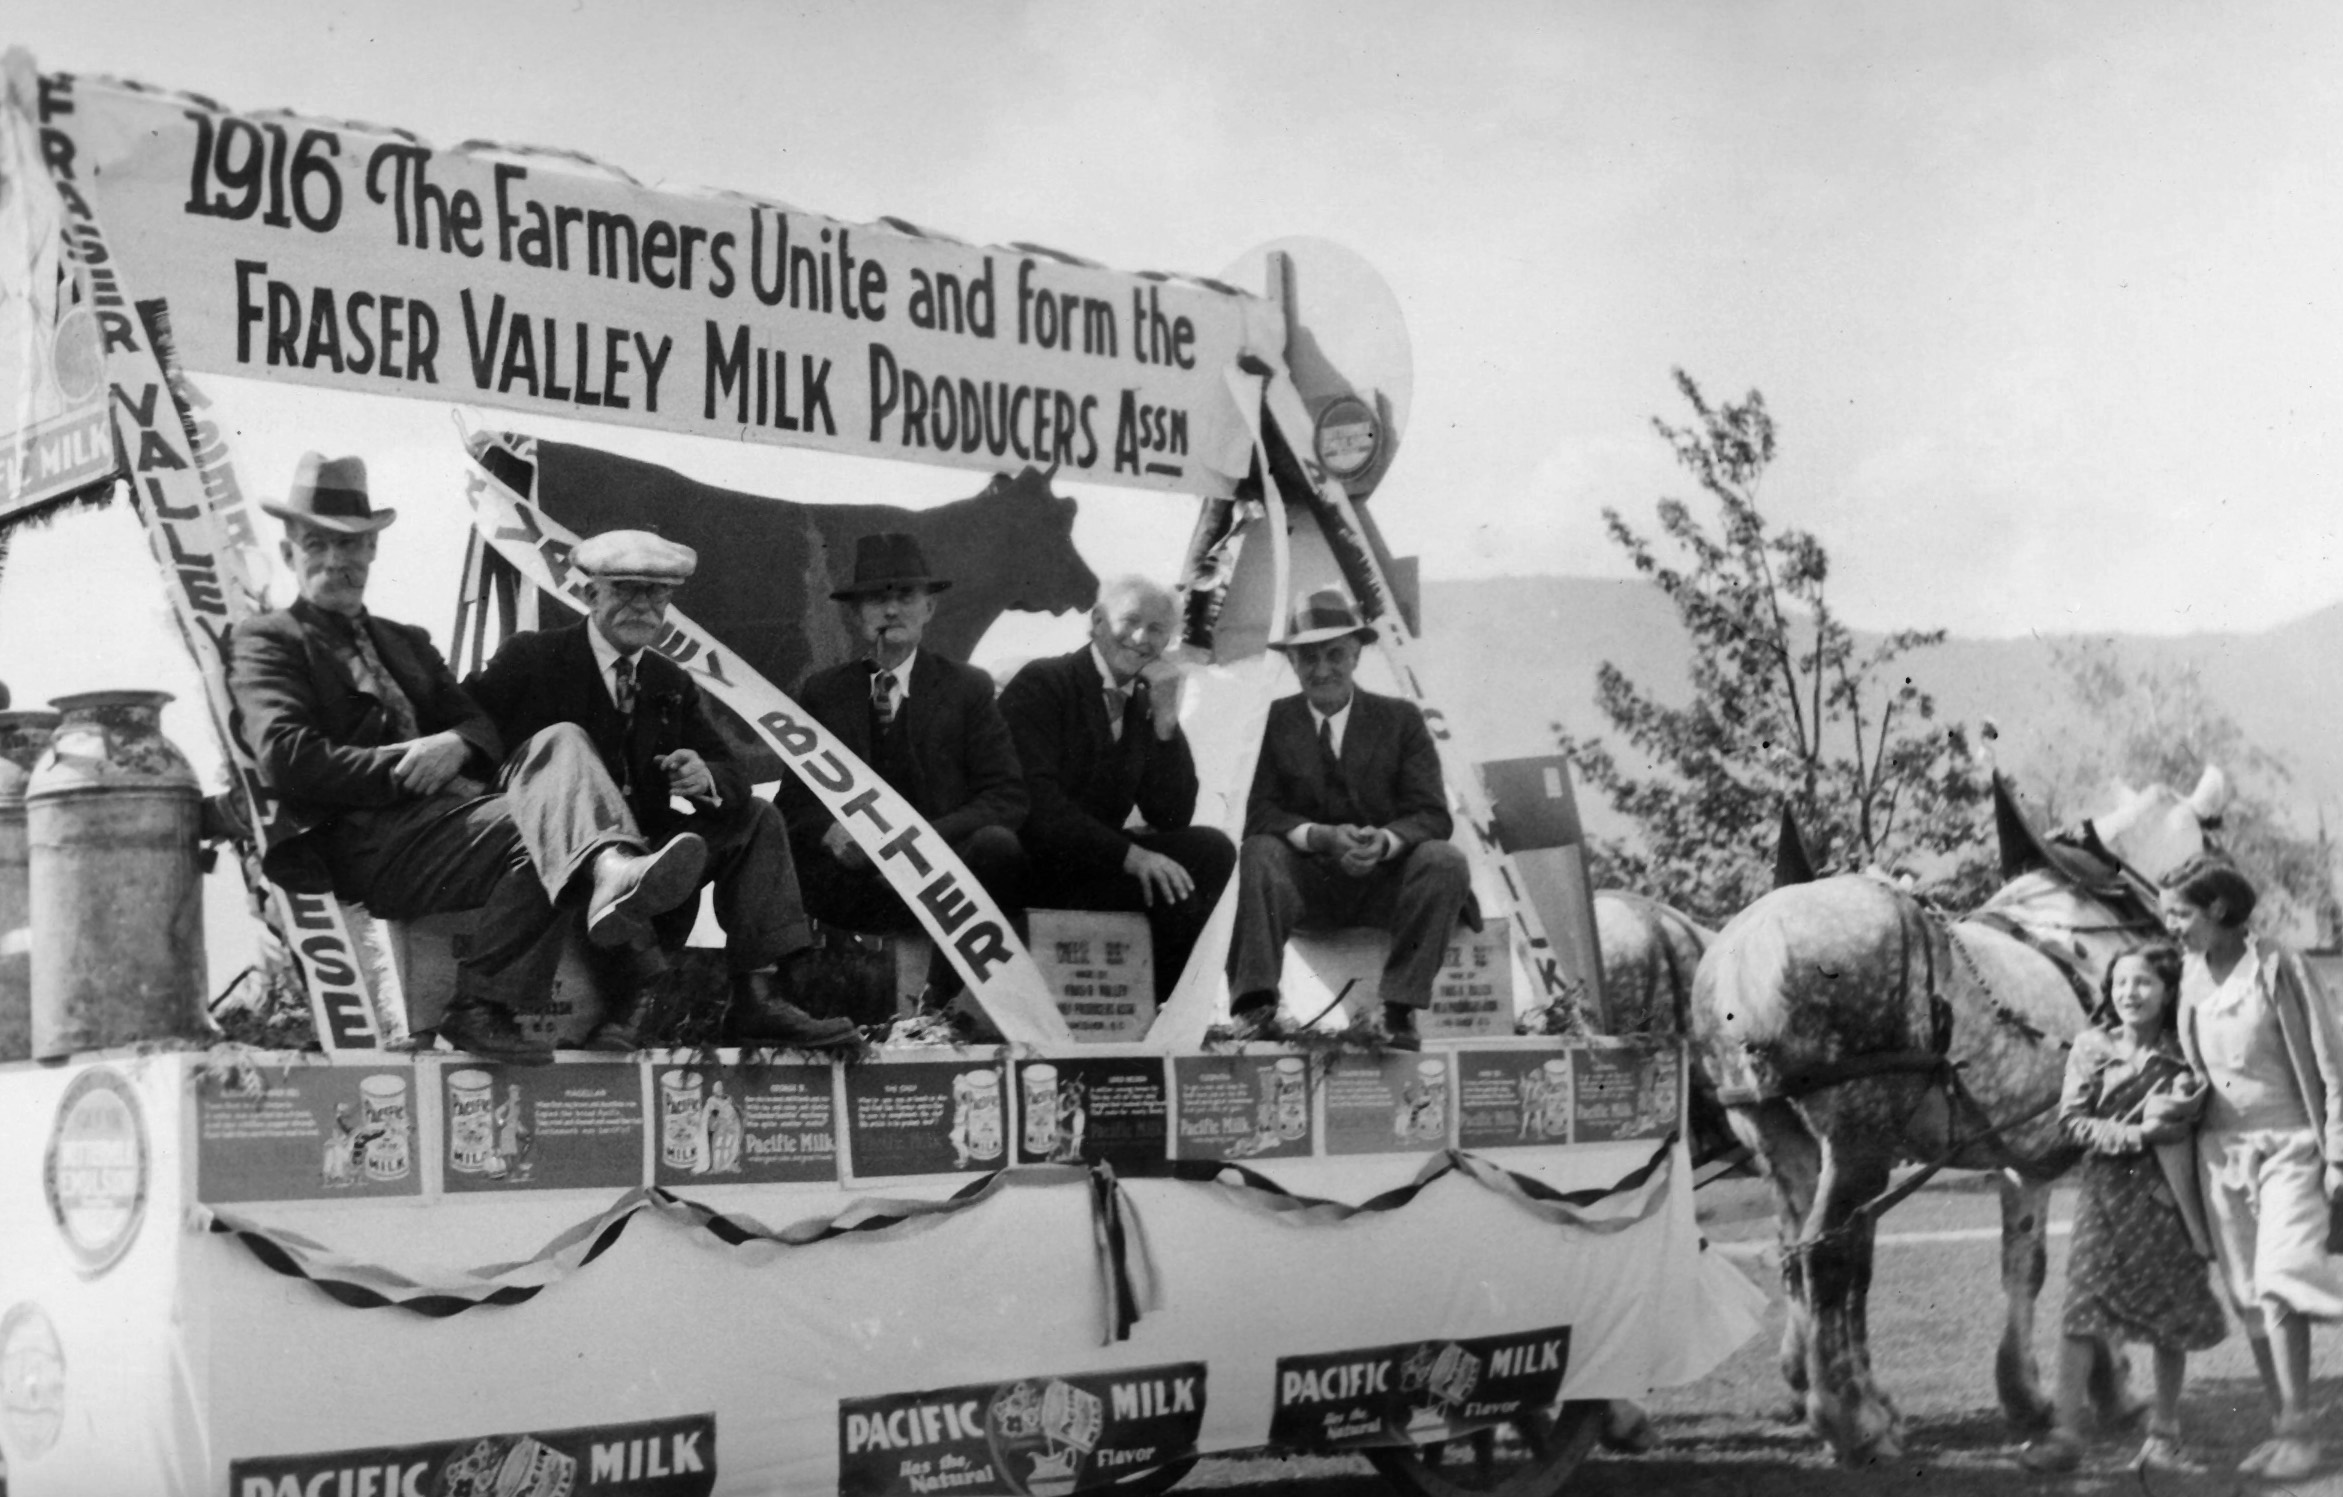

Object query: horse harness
[1751,876,2168,1262]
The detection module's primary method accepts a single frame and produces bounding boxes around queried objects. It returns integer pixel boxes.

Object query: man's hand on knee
[1123,843,1194,906]
[391,730,472,797]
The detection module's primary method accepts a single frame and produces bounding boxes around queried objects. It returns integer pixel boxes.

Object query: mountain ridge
[1411,576,2343,841]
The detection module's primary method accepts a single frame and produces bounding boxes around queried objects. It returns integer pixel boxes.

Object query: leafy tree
[2032,639,2334,941]
[1557,370,1994,924]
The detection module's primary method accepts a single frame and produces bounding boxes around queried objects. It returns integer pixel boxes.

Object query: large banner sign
[48,76,1268,496]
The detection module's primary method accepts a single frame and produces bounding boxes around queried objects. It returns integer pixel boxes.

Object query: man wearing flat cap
[1226,587,1474,1051]
[467,529,860,1053]
[780,532,1029,1024]
[230,455,711,1065]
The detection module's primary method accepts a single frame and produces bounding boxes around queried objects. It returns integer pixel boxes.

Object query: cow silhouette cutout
[511,439,1100,776]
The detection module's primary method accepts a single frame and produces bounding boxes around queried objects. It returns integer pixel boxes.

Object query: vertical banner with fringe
[0,58,115,522]
[36,71,394,1051]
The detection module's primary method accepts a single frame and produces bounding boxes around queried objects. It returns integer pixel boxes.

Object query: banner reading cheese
[49,75,1269,496]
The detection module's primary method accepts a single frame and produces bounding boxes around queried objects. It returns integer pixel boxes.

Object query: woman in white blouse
[2162,855,2343,1481]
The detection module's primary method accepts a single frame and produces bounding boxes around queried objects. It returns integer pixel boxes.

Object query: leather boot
[438,996,554,1066]
[1382,1002,1423,1052]
[726,969,863,1052]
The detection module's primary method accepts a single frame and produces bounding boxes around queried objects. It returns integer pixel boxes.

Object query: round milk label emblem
[0,1302,65,1462]
[42,1067,149,1276]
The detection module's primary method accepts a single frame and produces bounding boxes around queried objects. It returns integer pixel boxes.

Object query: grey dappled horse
[1690,770,2226,1464]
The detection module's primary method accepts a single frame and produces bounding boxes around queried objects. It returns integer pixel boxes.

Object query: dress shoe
[438,997,554,1066]
[1224,993,1287,1044]
[1382,1003,1423,1052]
[585,836,708,948]
[726,969,863,1051]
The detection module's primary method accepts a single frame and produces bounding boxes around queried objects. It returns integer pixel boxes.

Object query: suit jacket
[998,648,1198,878]
[228,598,502,891]
[781,651,1027,846]
[1244,687,1452,848]
[465,620,749,839]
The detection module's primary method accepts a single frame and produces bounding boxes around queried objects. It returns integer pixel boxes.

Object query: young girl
[2019,944,2225,1474]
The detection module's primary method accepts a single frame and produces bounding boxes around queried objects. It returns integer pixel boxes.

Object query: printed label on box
[1012,1057,1170,1173]
[652,1062,835,1186]
[1454,1049,1575,1149]
[840,1362,1204,1497]
[845,1060,1009,1180]
[1321,1053,1453,1156]
[198,1063,422,1202]
[1267,1326,1571,1450]
[1171,1054,1313,1162]
[441,1063,646,1193]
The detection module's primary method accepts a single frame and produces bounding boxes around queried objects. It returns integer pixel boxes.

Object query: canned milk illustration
[494,1433,576,1497]
[1397,1057,1448,1144]
[953,1070,1005,1163]
[661,1069,707,1171]
[1022,1064,1060,1156]
[358,1072,411,1181]
[447,1069,497,1174]
[1271,1057,1308,1142]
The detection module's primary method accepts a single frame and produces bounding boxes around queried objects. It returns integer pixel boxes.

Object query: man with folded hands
[230,455,715,1065]
[1224,587,1474,1052]
[467,528,860,1054]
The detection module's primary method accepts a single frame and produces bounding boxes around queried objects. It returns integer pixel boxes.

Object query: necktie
[1104,684,1129,742]
[344,618,421,742]
[872,668,900,729]
[1318,714,1340,769]
[612,654,638,716]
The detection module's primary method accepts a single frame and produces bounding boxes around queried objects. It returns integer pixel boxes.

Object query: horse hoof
[2005,1400,2055,1437]
[1599,1402,1660,1454]
[1839,1433,1905,1468]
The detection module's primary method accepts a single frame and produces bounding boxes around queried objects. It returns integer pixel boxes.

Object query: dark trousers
[1227,834,1472,1009]
[1028,827,1236,1003]
[327,724,640,1011]
[650,795,812,972]
[796,822,1028,992]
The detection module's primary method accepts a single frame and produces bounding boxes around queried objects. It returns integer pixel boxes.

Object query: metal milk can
[0,710,59,1061]
[28,691,207,1057]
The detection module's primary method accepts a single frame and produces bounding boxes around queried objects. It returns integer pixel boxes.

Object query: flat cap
[574,529,696,584]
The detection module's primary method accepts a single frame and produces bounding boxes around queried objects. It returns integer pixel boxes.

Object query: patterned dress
[2059,1028,2228,1350]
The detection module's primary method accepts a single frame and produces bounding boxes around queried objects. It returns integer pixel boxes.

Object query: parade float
[0,50,1763,1497]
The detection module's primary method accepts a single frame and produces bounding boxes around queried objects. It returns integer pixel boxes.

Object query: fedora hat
[830,532,953,600]
[1269,587,1378,650]
[574,529,697,585]
[261,452,396,533]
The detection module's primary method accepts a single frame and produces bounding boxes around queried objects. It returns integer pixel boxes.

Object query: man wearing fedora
[780,532,1029,1024]
[1226,587,1474,1051]
[998,575,1234,1004]
[229,454,709,1064]
[467,529,861,1053]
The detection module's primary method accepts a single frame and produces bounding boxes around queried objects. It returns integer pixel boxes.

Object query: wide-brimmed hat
[260,452,396,534]
[1269,587,1378,650]
[574,529,697,585]
[830,532,953,600]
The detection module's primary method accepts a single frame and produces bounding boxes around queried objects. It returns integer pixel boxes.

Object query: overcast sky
[13,0,2343,641]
